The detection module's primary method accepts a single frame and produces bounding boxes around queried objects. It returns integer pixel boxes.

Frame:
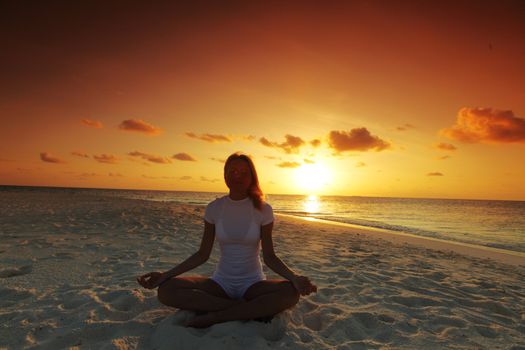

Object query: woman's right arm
[137,221,215,289]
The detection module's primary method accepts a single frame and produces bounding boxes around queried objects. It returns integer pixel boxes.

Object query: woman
[137,152,317,328]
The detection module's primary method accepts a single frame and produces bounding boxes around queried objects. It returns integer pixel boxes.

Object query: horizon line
[1,183,524,203]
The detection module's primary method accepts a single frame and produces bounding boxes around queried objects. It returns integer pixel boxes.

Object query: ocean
[1,185,524,254]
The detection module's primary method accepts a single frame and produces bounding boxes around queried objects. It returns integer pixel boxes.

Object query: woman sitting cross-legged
[137,152,317,328]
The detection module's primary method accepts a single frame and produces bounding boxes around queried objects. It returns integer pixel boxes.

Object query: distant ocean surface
[2,185,525,254]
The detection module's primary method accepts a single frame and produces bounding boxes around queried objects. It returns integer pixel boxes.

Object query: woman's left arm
[261,222,317,296]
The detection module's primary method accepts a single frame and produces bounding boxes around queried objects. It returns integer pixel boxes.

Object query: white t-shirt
[204,195,274,281]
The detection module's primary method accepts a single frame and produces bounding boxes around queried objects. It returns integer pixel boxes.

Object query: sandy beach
[1,191,524,349]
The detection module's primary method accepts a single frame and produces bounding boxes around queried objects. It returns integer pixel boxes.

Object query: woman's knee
[276,281,300,308]
[157,278,183,305]
[157,282,171,305]
[286,282,300,306]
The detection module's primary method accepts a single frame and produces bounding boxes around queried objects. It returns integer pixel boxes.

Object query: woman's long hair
[224,152,264,210]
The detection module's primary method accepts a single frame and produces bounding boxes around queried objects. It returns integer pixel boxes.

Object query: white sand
[1,191,524,349]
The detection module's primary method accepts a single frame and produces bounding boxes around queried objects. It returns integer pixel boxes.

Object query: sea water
[2,186,524,253]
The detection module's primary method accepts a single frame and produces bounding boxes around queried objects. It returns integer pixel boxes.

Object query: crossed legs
[157,276,300,327]
[157,276,240,312]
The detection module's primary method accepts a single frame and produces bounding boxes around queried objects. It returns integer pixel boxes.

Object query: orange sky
[1,0,525,200]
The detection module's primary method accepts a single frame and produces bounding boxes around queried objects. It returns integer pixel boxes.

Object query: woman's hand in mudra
[137,272,167,289]
[291,275,318,296]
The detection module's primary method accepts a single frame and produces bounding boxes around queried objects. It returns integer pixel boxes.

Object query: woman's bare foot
[186,312,220,328]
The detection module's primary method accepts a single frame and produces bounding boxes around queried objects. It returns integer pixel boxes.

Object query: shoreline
[277,213,525,267]
[3,186,524,259]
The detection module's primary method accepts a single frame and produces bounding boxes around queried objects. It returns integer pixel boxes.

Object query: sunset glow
[1,1,524,200]
[303,195,321,214]
[294,163,333,195]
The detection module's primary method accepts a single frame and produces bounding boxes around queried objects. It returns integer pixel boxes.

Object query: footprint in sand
[425,271,448,281]
[97,289,146,313]
[300,299,319,313]
[60,293,92,310]
[398,320,419,334]
[390,295,443,308]
[0,287,35,307]
[0,265,33,278]
[509,346,525,350]
[352,312,380,329]
[377,314,396,324]
[51,252,75,260]
[303,312,323,331]
[431,316,467,328]
[474,325,499,338]
[484,300,517,318]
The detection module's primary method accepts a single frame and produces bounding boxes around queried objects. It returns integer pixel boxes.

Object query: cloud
[127,157,151,166]
[172,153,196,161]
[79,172,100,177]
[328,128,391,152]
[441,107,525,144]
[210,157,226,163]
[93,154,118,164]
[142,175,177,180]
[437,155,451,160]
[0,158,13,162]
[277,161,301,168]
[356,161,367,167]
[435,143,457,151]
[310,139,321,147]
[185,132,232,143]
[119,119,162,135]
[260,137,273,148]
[303,159,315,164]
[396,124,415,131]
[259,134,305,154]
[129,151,172,164]
[81,118,103,128]
[108,172,124,177]
[200,176,220,182]
[180,176,192,180]
[71,151,90,158]
[427,172,444,176]
[40,152,66,164]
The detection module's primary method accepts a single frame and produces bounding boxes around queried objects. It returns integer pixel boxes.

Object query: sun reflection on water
[303,194,321,214]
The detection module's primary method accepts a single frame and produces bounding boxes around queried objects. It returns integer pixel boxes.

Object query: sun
[294,162,332,194]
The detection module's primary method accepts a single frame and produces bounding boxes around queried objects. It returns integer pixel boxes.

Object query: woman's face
[225,159,253,193]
